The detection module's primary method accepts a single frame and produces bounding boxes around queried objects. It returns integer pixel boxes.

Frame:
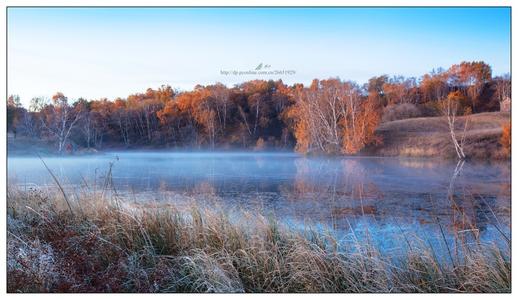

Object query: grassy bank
[7,136,58,156]
[367,112,510,160]
[7,185,510,293]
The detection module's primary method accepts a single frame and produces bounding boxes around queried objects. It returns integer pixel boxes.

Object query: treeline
[7,61,511,154]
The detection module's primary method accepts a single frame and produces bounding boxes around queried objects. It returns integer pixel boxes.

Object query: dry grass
[367,112,510,160]
[7,184,510,293]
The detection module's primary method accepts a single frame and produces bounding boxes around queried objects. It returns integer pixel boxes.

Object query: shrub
[420,101,442,117]
[501,123,511,157]
[381,103,423,122]
[254,137,266,151]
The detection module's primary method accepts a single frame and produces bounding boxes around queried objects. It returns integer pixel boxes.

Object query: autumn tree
[157,97,183,145]
[288,79,340,153]
[158,88,211,147]
[383,76,419,105]
[112,98,131,146]
[340,84,382,154]
[7,95,23,136]
[65,98,113,149]
[208,83,231,130]
[194,89,219,148]
[41,93,83,153]
[448,61,492,113]
[366,75,388,107]
[501,123,511,157]
[420,68,449,103]
[19,97,47,138]
[495,74,511,104]
[87,99,113,148]
[288,78,381,155]
[18,110,39,138]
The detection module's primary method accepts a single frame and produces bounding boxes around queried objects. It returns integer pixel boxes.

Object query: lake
[7,151,511,257]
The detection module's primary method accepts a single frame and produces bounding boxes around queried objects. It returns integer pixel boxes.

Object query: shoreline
[8,112,510,161]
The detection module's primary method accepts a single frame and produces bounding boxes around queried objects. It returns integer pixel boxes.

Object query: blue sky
[8,7,511,106]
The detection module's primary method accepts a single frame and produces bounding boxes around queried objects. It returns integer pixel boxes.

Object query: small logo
[255,63,272,71]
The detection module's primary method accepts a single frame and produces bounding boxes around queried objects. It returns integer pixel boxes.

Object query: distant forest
[7,61,511,154]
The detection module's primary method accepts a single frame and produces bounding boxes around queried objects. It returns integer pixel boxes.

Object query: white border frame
[0,1,514,299]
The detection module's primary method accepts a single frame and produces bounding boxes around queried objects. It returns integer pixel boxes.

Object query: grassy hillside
[366,112,510,160]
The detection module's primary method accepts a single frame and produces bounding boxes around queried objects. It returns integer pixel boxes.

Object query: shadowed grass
[7,186,510,293]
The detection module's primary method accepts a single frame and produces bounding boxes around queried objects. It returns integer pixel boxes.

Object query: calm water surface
[8,151,510,256]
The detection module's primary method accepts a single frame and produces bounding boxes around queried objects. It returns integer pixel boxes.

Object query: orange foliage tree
[501,123,511,157]
[447,61,492,112]
[341,92,382,154]
[287,78,381,155]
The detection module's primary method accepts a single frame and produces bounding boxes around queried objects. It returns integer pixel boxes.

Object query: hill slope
[365,112,510,160]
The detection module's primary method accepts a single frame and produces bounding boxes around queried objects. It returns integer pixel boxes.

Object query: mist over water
[7,151,510,256]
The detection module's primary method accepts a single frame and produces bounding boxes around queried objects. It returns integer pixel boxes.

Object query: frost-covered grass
[7,186,511,293]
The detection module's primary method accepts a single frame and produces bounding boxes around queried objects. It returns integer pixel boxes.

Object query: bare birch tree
[289,79,381,154]
[440,92,470,160]
[495,74,511,103]
[41,93,83,153]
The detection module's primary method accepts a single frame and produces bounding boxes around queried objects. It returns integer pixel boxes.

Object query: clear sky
[8,7,511,107]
